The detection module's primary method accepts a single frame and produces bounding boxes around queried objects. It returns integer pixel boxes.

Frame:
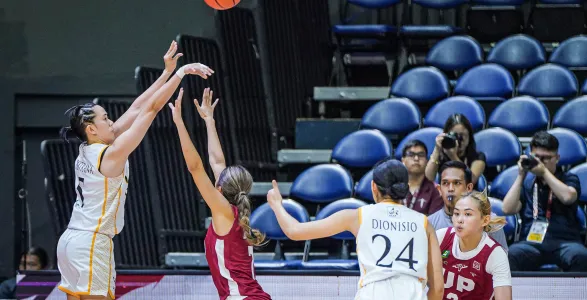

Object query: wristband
[176,66,186,79]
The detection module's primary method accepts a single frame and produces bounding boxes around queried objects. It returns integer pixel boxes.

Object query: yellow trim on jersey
[58,285,90,298]
[424,215,428,229]
[96,145,109,172]
[358,207,363,225]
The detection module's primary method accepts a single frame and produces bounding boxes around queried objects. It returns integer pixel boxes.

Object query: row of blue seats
[361,96,587,137]
[427,35,587,75]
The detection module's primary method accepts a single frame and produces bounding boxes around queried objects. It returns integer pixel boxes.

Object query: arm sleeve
[485,247,512,288]
[564,173,581,204]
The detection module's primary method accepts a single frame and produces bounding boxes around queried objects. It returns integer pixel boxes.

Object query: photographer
[425,114,486,186]
[502,131,587,271]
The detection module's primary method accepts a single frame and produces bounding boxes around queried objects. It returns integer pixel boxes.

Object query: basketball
[205,0,240,10]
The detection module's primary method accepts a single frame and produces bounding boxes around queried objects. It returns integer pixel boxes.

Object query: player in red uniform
[169,88,270,300]
[437,190,512,300]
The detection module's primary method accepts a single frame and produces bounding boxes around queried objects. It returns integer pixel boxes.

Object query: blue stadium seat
[488,96,550,136]
[552,96,587,135]
[290,164,354,204]
[360,98,421,135]
[333,0,400,40]
[354,170,374,202]
[486,34,546,71]
[394,127,444,160]
[251,201,310,269]
[454,63,515,101]
[583,79,587,94]
[400,0,466,38]
[550,36,587,68]
[301,199,368,270]
[331,129,393,168]
[547,128,587,166]
[517,64,578,101]
[466,0,525,44]
[390,67,450,104]
[477,174,488,192]
[425,36,483,72]
[489,197,518,244]
[423,96,486,131]
[489,165,519,199]
[475,127,521,166]
[569,163,587,204]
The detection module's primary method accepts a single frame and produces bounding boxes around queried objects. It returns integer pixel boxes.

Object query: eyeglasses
[404,151,427,159]
[531,153,555,162]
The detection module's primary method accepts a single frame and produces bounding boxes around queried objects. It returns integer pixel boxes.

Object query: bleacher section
[40,0,587,270]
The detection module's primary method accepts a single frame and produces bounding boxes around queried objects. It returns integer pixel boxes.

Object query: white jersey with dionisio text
[356,202,429,289]
[67,143,129,237]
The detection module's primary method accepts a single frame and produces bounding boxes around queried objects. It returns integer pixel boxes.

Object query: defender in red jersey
[436,190,512,300]
[170,88,270,300]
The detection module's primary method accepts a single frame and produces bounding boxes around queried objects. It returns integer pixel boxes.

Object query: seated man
[502,131,587,271]
[429,160,509,251]
[401,140,443,215]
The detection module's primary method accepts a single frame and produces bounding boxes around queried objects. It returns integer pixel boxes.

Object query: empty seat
[394,127,444,160]
[331,129,393,168]
[454,63,515,101]
[251,200,310,269]
[466,0,525,43]
[486,34,546,75]
[569,162,587,203]
[390,67,450,104]
[301,199,368,270]
[477,174,488,192]
[289,164,354,204]
[425,35,484,74]
[354,170,374,202]
[489,165,519,199]
[550,35,587,83]
[488,96,550,136]
[360,98,421,135]
[489,197,518,244]
[423,96,486,131]
[548,127,587,166]
[400,0,466,38]
[552,96,587,135]
[475,127,521,166]
[333,0,400,40]
[528,0,586,43]
[517,63,579,101]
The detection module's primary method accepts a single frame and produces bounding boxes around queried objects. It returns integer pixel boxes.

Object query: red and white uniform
[437,227,511,300]
[205,205,270,300]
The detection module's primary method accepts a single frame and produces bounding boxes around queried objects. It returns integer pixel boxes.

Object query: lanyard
[404,189,419,209]
[532,182,553,220]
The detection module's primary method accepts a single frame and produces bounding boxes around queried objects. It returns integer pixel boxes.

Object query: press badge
[526,220,549,244]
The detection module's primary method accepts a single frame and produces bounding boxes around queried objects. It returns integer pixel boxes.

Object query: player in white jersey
[266,158,444,300]
[56,41,214,300]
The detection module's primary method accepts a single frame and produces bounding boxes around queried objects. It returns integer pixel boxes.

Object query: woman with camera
[425,113,486,185]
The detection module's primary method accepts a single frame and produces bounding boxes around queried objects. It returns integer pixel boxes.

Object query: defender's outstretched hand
[164,41,183,73]
[267,180,283,208]
[195,87,219,121]
[168,88,185,124]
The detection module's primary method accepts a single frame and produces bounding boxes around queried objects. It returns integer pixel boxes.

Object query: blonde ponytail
[235,193,267,247]
[458,187,507,233]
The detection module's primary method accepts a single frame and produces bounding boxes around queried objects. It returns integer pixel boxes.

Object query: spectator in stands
[502,131,587,271]
[0,246,49,299]
[401,140,443,215]
[425,113,486,185]
[429,161,509,251]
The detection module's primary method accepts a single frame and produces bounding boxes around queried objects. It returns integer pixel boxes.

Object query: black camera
[521,154,539,170]
[442,132,462,149]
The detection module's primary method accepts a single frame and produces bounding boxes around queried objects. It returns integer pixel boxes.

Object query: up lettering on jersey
[372,219,418,232]
[443,269,475,299]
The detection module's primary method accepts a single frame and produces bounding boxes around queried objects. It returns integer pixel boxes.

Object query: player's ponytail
[458,188,506,233]
[217,165,267,247]
[372,158,410,202]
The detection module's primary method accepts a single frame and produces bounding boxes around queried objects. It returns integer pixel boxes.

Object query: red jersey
[204,206,271,300]
[439,227,500,300]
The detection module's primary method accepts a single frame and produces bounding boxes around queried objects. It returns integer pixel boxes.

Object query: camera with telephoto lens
[442,131,462,149]
[521,154,539,170]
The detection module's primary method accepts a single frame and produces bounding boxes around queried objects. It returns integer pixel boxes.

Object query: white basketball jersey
[356,202,429,289]
[67,143,129,237]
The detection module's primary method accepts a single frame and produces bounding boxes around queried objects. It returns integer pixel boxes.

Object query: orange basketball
[205,0,240,10]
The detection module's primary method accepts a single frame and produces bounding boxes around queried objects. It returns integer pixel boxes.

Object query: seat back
[290,164,354,204]
[395,128,444,160]
[489,165,519,199]
[550,36,587,68]
[466,0,525,44]
[360,98,421,135]
[489,197,518,244]
[355,170,374,202]
[477,174,488,192]
[529,0,585,43]
[454,63,515,99]
[569,163,587,203]
[548,127,587,166]
[475,127,521,166]
[315,199,368,239]
[487,34,546,70]
[552,96,587,135]
[390,67,450,103]
[423,96,486,131]
[332,129,393,168]
[425,36,484,72]
[251,200,310,240]
[517,63,578,99]
[488,96,550,136]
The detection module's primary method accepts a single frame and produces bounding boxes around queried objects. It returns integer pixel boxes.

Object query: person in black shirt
[502,131,587,271]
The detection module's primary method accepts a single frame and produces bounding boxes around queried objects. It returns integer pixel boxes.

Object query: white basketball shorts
[57,228,115,299]
[355,276,427,300]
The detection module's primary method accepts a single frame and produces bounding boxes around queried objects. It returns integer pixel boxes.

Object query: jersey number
[372,234,418,271]
[76,177,85,207]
